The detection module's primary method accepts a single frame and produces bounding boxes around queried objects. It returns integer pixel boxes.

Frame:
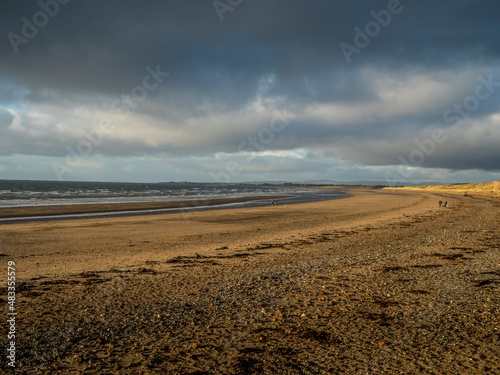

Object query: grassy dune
[386,182,500,198]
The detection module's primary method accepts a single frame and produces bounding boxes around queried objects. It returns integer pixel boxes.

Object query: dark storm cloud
[3,0,499,99]
[1,0,500,177]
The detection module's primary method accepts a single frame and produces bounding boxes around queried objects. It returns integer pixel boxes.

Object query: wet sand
[0,195,288,219]
[1,189,499,373]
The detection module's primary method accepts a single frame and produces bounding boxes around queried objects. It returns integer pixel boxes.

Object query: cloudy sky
[1,0,499,184]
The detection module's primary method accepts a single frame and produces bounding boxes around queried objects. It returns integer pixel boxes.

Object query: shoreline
[0,189,349,223]
[0,195,288,220]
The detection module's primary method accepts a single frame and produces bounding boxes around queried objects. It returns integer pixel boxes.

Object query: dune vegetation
[387,182,499,198]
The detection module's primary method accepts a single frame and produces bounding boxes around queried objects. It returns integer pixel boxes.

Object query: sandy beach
[1,188,499,374]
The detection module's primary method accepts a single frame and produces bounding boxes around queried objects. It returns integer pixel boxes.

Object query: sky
[1,0,499,184]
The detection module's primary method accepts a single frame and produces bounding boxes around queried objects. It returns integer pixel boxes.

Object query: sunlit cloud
[0,1,499,183]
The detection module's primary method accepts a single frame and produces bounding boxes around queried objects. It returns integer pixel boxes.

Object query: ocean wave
[0,180,304,208]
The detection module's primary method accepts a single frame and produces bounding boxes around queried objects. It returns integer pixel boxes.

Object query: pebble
[6,195,500,374]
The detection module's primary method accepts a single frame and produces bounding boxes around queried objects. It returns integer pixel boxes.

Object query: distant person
[439,200,442,207]
[275,199,278,205]
[271,199,275,206]
[443,201,448,207]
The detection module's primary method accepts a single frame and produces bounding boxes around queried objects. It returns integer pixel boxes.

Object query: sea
[0,180,342,208]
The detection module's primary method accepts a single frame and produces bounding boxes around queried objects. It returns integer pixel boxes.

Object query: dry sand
[1,189,499,374]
